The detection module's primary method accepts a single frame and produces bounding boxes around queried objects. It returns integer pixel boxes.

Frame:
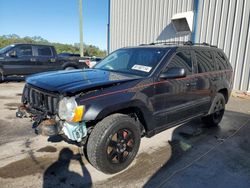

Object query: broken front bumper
[16,104,61,136]
[16,104,87,142]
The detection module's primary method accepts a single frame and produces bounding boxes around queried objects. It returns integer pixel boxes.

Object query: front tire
[87,114,141,174]
[0,68,4,83]
[202,93,225,127]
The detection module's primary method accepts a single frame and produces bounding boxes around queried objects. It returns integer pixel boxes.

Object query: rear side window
[36,46,52,56]
[166,50,193,75]
[214,51,229,70]
[15,45,32,56]
[195,50,214,73]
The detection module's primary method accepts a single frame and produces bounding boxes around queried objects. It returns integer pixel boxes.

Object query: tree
[0,34,106,57]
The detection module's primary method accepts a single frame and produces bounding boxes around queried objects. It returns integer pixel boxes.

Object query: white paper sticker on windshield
[132,64,152,72]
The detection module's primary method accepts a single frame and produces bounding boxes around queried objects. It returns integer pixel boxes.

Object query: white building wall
[109,0,250,92]
[195,0,250,91]
[110,0,193,51]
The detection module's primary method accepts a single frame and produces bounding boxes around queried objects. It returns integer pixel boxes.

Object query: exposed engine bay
[16,84,88,144]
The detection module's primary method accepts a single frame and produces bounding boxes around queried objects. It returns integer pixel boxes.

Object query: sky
[0,0,109,50]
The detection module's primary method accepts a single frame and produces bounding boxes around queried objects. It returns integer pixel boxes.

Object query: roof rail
[140,41,217,48]
[148,41,189,45]
[197,42,217,48]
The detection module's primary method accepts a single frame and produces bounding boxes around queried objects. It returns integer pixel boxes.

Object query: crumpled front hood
[26,69,140,94]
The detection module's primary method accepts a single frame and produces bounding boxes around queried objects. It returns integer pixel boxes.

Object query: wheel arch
[93,104,151,135]
[218,88,229,103]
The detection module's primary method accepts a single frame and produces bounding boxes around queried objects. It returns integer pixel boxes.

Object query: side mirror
[160,67,186,79]
[8,50,17,57]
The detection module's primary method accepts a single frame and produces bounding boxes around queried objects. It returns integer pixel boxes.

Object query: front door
[153,49,198,127]
[3,44,36,75]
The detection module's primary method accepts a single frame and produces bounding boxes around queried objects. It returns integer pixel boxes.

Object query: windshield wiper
[95,68,143,77]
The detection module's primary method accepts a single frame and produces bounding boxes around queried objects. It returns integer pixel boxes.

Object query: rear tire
[202,93,225,127]
[64,66,76,70]
[87,114,141,174]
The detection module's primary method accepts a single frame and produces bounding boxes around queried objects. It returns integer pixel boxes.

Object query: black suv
[17,42,233,174]
[0,43,88,81]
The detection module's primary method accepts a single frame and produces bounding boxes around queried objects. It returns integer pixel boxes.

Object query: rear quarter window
[214,51,229,70]
[195,50,214,73]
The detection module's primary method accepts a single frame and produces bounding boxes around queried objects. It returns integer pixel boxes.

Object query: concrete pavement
[0,82,250,188]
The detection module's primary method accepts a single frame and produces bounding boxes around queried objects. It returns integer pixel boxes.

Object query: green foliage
[0,34,106,57]
[84,45,107,57]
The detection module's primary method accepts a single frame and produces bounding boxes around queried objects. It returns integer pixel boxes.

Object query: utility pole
[79,0,84,57]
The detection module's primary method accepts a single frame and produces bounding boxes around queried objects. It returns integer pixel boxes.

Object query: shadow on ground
[144,110,250,188]
[0,77,25,83]
[1,109,249,187]
[43,148,92,188]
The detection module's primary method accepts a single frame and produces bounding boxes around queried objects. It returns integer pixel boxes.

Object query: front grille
[22,84,59,115]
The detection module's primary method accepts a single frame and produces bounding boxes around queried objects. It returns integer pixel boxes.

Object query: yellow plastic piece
[72,106,85,122]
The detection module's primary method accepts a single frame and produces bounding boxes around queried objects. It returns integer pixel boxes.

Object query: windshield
[0,45,15,54]
[94,48,168,76]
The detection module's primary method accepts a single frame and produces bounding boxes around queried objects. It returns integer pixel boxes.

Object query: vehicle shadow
[0,77,25,82]
[144,110,250,188]
[43,148,92,188]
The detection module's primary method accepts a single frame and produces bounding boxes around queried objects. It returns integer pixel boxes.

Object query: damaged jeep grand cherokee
[17,42,233,174]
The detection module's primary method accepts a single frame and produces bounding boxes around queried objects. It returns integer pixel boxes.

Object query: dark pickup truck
[0,43,89,81]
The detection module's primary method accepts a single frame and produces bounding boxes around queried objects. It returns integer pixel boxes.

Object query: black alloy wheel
[202,93,226,127]
[212,98,225,122]
[87,114,141,174]
[106,128,135,164]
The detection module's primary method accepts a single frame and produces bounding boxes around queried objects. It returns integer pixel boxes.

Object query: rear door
[33,45,58,73]
[192,49,214,112]
[3,44,36,75]
[212,50,233,94]
[153,49,198,127]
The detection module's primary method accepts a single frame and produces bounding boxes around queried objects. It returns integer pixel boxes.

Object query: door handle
[186,82,197,87]
[30,58,36,62]
[50,58,56,62]
[211,77,219,81]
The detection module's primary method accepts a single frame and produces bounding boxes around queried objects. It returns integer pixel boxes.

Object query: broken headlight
[58,97,85,123]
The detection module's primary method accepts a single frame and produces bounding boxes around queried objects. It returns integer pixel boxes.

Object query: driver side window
[166,50,193,75]
[15,45,32,57]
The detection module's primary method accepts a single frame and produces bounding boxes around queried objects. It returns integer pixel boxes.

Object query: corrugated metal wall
[109,0,250,91]
[195,0,250,91]
[109,0,193,51]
